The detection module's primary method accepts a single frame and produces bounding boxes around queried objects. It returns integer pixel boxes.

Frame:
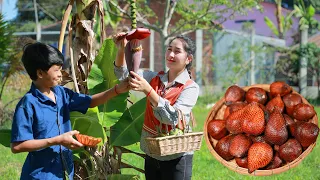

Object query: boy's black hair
[21,42,64,80]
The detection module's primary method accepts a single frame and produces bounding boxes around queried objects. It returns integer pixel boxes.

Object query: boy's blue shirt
[11,83,92,180]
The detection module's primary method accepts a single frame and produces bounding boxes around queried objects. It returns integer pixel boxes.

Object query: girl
[114,34,199,180]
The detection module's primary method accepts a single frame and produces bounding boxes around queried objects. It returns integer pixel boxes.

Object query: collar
[160,69,190,86]
[30,83,59,103]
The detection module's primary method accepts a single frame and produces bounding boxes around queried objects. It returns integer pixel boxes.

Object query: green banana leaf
[0,129,11,147]
[110,98,146,147]
[88,39,128,127]
[70,107,106,144]
[264,16,279,36]
[106,174,140,180]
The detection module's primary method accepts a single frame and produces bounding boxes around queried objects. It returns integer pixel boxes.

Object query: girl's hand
[129,71,152,94]
[113,32,127,50]
[117,78,130,94]
[58,130,83,150]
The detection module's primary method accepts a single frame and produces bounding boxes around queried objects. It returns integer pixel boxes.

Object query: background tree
[299,43,320,99]
[0,14,14,100]
[108,0,263,70]
[264,0,295,40]
[294,0,319,96]
[13,0,73,31]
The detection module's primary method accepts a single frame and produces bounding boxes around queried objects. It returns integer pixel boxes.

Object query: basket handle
[177,108,187,131]
[158,109,193,135]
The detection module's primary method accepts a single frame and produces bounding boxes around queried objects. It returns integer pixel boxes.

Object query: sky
[2,0,18,21]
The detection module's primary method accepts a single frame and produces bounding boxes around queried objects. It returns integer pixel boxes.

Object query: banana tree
[264,0,295,40]
[57,0,147,179]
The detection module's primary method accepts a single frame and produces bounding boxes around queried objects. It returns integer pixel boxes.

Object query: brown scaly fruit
[241,102,265,136]
[215,135,235,161]
[250,135,268,144]
[229,134,252,158]
[294,122,319,148]
[248,142,273,173]
[224,102,248,120]
[293,103,316,121]
[283,114,295,126]
[264,152,283,170]
[265,109,288,145]
[225,108,244,134]
[283,93,302,117]
[288,121,304,138]
[257,103,270,123]
[228,102,248,113]
[279,139,302,162]
[266,95,285,113]
[207,120,228,140]
[224,106,230,120]
[270,81,292,97]
[235,157,248,168]
[225,85,245,105]
[245,87,268,105]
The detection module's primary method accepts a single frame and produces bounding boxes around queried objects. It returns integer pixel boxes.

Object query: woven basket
[204,84,319,176]
[145,132,204,156]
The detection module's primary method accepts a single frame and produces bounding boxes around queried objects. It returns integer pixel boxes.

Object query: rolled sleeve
[114,63,129,81]
[152,82,199,126]
[11,103,34,142]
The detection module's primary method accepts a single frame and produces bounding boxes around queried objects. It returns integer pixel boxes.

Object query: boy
[11,42,129,179]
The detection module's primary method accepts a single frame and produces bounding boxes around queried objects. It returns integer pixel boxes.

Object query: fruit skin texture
[279,139,302,162]
[248,142,273,173]
[215,135,235,161]
[225,108,244,134]
[264,152,283,170]
[225,85,245,104]
[265,109,288,145]
[283,93,302,117]
[224,102,247,119]
[270,81,292,97]
[266,95,284,113]
[207,120,228,140]
[235,157,248,168]
[283,114,295,126]
[293,103,316,121]
[245,87,268,105]
[294,122,319,148]
[229,134,252,158]
[226,102,265,135]
[241,102,265,136]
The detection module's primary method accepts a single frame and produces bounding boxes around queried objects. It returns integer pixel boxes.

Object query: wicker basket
[145,132,204,156]
[204,84,319,176]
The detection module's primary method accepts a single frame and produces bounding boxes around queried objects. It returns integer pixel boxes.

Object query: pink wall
[222,2,320,46]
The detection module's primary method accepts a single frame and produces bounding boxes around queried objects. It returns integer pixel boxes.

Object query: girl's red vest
[143,71,193,135]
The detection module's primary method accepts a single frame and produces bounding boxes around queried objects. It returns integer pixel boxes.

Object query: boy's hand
[58,130,83,150]
[113,32,127,50]
[129,71,152,94]
[117,78,130,94]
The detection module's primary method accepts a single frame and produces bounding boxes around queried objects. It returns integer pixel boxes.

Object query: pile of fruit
[206,82,319,174]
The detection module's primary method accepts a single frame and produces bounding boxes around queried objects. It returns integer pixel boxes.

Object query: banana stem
[58,0,74,52]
